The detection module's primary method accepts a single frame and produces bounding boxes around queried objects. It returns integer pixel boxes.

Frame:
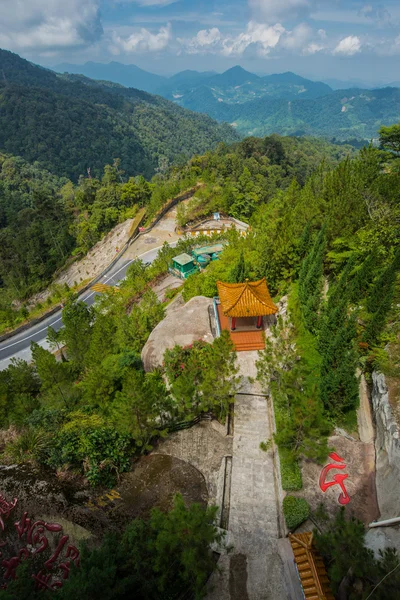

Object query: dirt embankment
[28,219,135,308]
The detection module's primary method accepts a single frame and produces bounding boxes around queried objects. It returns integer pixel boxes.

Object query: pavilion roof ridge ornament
[216,277,278,318]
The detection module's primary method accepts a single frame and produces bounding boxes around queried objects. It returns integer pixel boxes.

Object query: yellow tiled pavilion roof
[289,533,334,600]
[217,278,278,318]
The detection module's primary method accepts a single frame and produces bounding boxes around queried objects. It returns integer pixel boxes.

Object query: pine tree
[364,251,400,346]
[347,253,377,304]
[229,250,247,283]
[319,312,359,416]
[298,227,326,333]
[318,257,359,417]
[60,296,93,367]
[366,251,400,313]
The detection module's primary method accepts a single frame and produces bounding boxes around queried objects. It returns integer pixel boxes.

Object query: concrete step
[235,343,265,352]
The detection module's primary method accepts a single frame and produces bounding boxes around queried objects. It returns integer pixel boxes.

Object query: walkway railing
[213,297,221,338]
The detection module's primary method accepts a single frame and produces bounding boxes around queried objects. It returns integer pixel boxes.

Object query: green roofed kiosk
[169,253,198,279]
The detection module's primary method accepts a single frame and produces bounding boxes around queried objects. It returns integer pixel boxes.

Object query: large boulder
[141,295,214,371]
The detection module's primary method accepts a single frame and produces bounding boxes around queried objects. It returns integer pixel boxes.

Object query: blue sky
[1,0,400,83]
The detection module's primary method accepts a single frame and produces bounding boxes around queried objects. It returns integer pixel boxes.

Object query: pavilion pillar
[231,317,236,331]
[256,315,263,329]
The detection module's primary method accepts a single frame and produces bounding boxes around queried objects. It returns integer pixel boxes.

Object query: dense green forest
[175,83,400,142]
[0,49,237,181]
[0,135,353,332]
[2,128,399,478]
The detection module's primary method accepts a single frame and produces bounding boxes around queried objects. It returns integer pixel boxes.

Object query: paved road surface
[0,243,177,370]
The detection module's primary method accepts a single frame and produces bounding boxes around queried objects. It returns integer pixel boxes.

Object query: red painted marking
[319,452,351,505]
[0,494,80,591]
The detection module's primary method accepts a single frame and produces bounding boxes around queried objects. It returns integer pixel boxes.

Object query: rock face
[141,295,214,371]
[371,371,400,518]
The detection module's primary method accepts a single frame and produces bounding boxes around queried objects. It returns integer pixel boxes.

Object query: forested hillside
[0,135,352,332]
[177,85,400,141]
[0,49,238,181]
[1,128,399,492]
[1,122,400,598]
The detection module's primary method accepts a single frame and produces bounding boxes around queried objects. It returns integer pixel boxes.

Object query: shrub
[279,448,303,491]
[4,428,51,464]
[46,426,132,486]
[283,495,310,530]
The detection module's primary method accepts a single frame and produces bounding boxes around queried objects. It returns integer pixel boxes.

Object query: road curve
[0,242,178,370]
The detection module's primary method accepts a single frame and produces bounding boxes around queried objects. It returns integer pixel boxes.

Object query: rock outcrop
[365,371,400,555]
[141,295,214,371]
[371,371,400,518]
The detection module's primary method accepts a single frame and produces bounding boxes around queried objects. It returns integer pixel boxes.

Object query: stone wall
[372,371,400,518]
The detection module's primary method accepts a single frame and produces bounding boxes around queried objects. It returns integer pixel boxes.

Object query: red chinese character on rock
[2,548,29,580]
[15,513,63,554]
[0,496,81,591]
[0,495,17,535]
[319,452,351,505]
[32,570,63,591]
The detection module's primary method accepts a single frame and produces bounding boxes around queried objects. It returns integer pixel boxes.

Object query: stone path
[206,352,289,600]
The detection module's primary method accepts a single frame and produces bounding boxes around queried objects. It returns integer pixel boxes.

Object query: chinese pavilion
[215,278,278,351]
[217,278,278,330]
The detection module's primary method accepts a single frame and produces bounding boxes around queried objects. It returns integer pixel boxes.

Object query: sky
[1,0,400,84]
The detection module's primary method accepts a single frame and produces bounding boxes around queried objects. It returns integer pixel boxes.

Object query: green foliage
[257,311,329,468]
[259,438,272,452]
[279,448,303,491]
[164,331,239,422]
[0,49,238,182]
[47,423,132,486]
[318,277,360,418]
[176,78,400,143]
[379,122,400,153]
[283,495,310,530]
[0,359,40,428]
[229,250,247,283]
[314,507,400,598]
[298,227,326,334]
[4,427,51,464]
[0,495,223,600]
[0,561,40,600]
[363,252,400,346]
[2,126,400,499]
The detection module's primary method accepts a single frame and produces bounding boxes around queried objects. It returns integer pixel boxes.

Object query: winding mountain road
[0,242,178,370]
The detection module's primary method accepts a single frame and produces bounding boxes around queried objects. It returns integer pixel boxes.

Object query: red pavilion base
[217,305,265,352]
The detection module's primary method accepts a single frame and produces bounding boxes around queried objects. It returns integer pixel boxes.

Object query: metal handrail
[213,297,221,337]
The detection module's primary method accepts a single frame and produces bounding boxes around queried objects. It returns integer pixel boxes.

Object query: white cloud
[333,35,362,56]
[127,0,178,5]
[279,23,312,51]
[249,0,316,23]
[222,22,285,57]
[179,22,285,57]
[305,42,325,54]
[358,4,393,26]
[0,0,103,53]
[111,24,172,54]
[196,28,222,46]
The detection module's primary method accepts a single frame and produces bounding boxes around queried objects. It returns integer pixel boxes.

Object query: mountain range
[53,61,400,142]
[0,49,238,181]
[54,62,332,102]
